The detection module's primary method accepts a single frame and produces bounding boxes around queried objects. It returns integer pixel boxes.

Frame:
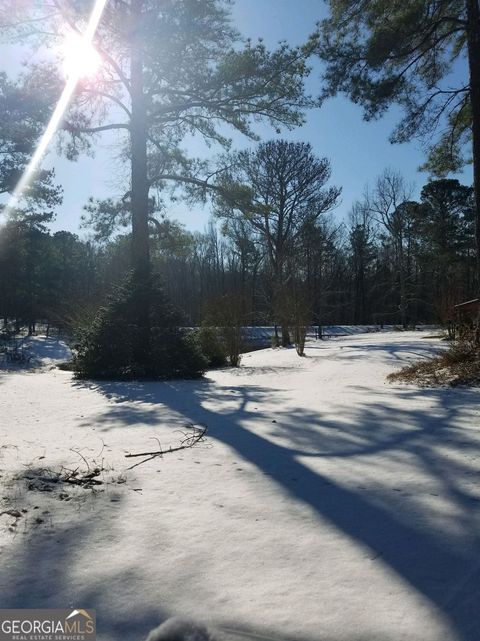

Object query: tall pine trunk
[130,0,151,369]
[130,0,150,281]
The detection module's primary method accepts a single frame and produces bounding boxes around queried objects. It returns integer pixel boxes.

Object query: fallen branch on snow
[125,424,207,470]
[23,466,105,491]
[63,469,103,486]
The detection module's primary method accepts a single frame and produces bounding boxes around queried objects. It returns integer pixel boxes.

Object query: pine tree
[74,272,207,380]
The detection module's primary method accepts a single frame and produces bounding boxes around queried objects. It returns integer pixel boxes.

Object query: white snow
[1,331,479,641]
[243,324,438,348]
[0,335,71,369]
[145,618,218,641]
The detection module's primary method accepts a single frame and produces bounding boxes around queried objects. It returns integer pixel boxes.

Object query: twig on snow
[70,447,91,471]
[124,424,207,470]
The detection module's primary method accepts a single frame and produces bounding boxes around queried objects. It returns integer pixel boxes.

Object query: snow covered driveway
[1,332,480,641]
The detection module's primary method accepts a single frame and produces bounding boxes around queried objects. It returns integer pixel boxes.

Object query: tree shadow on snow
[0,481,164,641]
[307,338,442,363]
[73,375,480,641]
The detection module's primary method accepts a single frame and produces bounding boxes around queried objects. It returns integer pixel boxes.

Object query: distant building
[453,298,480,321]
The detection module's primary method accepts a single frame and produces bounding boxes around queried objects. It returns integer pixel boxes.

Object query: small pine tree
[73,272,206,380]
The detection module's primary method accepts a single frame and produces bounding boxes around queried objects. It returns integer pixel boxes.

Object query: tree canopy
[0,72,62,218]
[316,1,472,173]
[316,0,480,282]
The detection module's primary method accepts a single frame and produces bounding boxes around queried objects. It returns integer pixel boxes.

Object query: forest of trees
[1,170,475,335]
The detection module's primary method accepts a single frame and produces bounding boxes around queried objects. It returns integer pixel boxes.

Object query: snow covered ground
[1,332,479,641]
[242,324,438,349]
[0,335,72,369]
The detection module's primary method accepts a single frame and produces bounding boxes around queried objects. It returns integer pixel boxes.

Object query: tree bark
[466,0,480,288]
[281,325,291,347]
[130,0,150,282]
[129,0,151,368]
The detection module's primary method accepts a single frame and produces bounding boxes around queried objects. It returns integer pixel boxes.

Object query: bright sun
[61,31,101,78]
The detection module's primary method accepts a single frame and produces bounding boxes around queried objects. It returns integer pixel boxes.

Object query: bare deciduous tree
[216,139,340,346]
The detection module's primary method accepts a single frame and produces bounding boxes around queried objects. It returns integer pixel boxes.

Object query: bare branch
[125,425,207,470]
[64,122,130,134]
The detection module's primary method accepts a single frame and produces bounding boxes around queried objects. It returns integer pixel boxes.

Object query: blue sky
[2,0,472,235]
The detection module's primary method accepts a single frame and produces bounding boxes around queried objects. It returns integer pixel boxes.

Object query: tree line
[1,159,475,338]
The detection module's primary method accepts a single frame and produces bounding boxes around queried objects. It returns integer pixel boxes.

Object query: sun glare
[61,31,101,79]
[3,0,108,217]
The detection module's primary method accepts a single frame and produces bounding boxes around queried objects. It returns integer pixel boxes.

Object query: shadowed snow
[0,331,479,641]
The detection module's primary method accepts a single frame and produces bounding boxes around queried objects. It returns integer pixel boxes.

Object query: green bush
[73,272,207,380]
[197,326,227,368]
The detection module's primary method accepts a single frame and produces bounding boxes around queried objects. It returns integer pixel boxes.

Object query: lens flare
[4,0,108,215]
[61,31,101,79]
